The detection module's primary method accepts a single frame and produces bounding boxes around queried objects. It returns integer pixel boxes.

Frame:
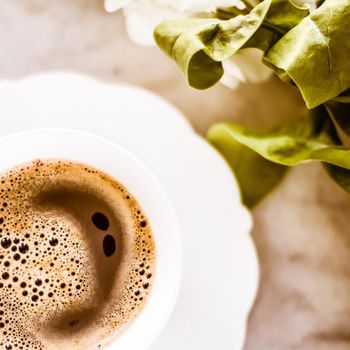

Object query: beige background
[1,1,350,349]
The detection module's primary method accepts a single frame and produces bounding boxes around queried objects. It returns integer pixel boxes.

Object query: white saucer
[0,73,258,350]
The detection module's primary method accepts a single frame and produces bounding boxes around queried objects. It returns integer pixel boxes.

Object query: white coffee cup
[0,128,182,350]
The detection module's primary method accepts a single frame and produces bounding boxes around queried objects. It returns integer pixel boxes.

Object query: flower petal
[123,2,182,45]
[167,0,244,13]
[220,49,271,89]
[104,0,131,13]
[231,48,271,84]
[220,60,246,89]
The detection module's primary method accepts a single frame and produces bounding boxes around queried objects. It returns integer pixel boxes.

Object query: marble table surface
[1,1,350,349]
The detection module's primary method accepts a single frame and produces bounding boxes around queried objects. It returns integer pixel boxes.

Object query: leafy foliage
[154,0,350,207]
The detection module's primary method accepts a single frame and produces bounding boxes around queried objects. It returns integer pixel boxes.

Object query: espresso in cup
[0,160,156,350]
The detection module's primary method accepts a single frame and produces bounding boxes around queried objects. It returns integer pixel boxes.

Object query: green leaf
[154,0,272,89]
[263,0,310,33]
[208,124,288,208]
[216,6,250,20]
[208,106,350,205]
[244,0,309,54]
[265,0,350,108]
[208,107,350,201]
[208,108,350,168]
[244,26,280,53]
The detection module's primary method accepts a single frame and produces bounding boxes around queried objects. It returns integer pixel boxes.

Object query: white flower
[105,0,271,87]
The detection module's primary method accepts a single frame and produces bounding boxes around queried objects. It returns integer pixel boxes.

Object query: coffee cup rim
[0,128,182,350]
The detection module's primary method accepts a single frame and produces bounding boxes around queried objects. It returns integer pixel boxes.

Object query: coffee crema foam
[0,160,156,350]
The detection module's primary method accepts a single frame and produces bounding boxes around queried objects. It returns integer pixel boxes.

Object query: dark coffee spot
[35,279,42,286]
[1,238,11,249]
[103,235,116,257]
[92,212,109,231]
[18,243,29,254]
[49,237,58,247]
[13,254,20,261]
